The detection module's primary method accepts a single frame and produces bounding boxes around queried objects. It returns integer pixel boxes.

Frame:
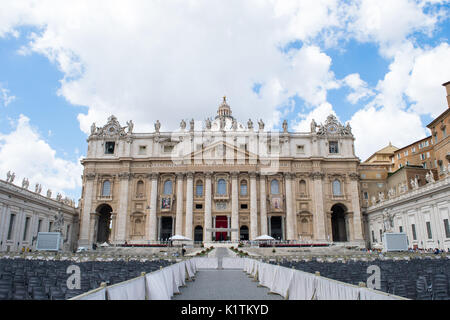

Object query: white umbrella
[254,235,275,241]
[100,242,110,247]
[169,235,192,241]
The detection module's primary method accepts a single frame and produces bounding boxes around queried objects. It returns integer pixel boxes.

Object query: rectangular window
[363,192,368,199]
[426,152,430,158]
[195,203,203,210]
[380,230,383,242]
[66,225,71,239]
[426,221,432,239]
[399,226,403,233]
[411,224,417,240]
[434,135,438,144]
[138,145,147,155]
[376,173,381,179]
[404,151,408,156]
[412,147,416,153]
[37,219,42,233]
[296,145,305,153]
[361,174,366,179]
[163,145,173,153]
[371,230,376,243]
[240,203,248,210]
[23,217,30,241]
[397,154,401,159]
[423,162,427,169]
[329,141,339,154]
[7,214,16,240]
[444,219,450,238]
[105,141,115,154]
[49,221,53,232]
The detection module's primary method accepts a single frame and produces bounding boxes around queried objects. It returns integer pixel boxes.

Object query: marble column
[185,172,194,240]
[175,173,184,236]
[249,172,258,240]
[148,173,159,241]
[116,172,131,243]
[349,173,364,242]
[311,172,327,241]
[284,173,295,240]
[231,171,239,242]
[204,172,212,242]
[79,173,95,247]
[259,175,268,236]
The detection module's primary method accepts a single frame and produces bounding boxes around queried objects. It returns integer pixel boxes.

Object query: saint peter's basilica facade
[78,98,364,247]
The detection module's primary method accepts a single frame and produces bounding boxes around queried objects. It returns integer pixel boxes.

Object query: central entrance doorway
[270,216,283,240]
[331,204,348,242]
[215,216,228,241]
[96,204,112,243]
[160,217,173,241]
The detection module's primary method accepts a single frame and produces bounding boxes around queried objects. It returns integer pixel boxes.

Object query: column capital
[283,172,293,180]
[84,173,96,180]
[348,172,360,181]
[186,172,194,179]
[150,173,159,180]
[118,172,132,180]
[231,171,239,178]
[176,172,185,179]
[204,171,213,179]
[309,171,325,180]
[249,171,257,179]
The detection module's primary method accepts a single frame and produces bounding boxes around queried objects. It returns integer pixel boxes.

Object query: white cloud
[406,43,450,117]
[350,105,428,161]
[292,102,338,132]
[0,115,83,199]
[0,84,16,107]
[341,73,374,104]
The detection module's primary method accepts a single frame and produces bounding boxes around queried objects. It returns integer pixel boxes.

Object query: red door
[215,216,228,241]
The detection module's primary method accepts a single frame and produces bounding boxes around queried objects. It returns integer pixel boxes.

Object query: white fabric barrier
[77,287,107,300]
[288,270,317,300]
[258,262,276,288]
[222,257,245,269]
[192,257,219,269]
[185,259,195,278]
[314,277,360,300]
[269,266,294,299]
[358,287,402,300]
[173,262,187,289]
[106,276,146,300]
[163,265,179,296]
[146,270,171,300]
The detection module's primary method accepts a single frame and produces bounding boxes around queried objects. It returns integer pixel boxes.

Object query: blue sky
[0,1,449,201]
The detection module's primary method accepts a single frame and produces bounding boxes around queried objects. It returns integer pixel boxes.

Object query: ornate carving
[94,115,127,138]
[282,120,288,133]
[85,173,96,180]
[258,119,265,131]
[151,173,159,180]
[309,172,324,180]
[348,172,359,181]
[230,171,239,178]
[316,114,353,136]
[154,120,161,133]
[118,172,132,180]
[126,120,134,134]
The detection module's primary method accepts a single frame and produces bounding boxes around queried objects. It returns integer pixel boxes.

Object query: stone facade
[0,179,79,252]
[366,174,450,251]
[78,99,364,247]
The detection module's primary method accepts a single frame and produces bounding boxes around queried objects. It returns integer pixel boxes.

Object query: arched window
[136,180,144,197]
[270,179,279,194]
[163,180,173,195]
[332,179,341,196]
[299,180,306,195]
[196,180,203,197]
[102,180,111,197]
[217,179,226,195]
[240,180,248,196]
